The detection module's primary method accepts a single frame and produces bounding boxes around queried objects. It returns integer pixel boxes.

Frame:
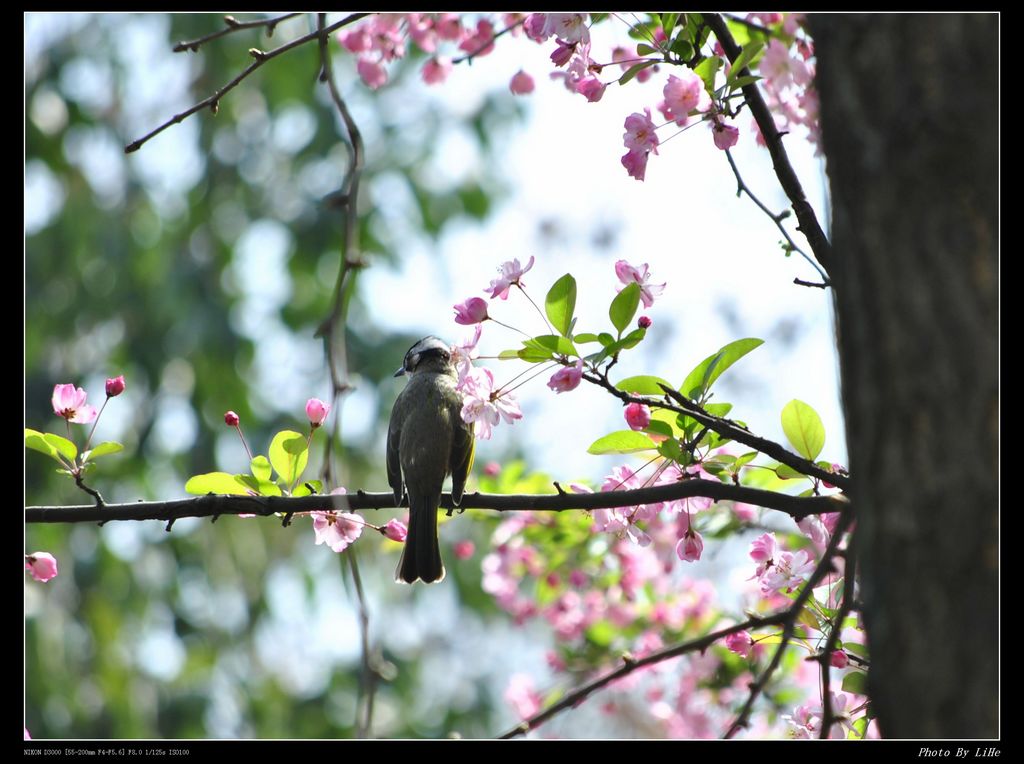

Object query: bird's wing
[450,418,475,506]
[386,396,404,505]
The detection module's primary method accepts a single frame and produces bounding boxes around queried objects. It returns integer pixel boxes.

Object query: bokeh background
[25,13,841,738]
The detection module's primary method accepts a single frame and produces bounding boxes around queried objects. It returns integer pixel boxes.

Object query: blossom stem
[82,397,110,456]
[234,425,254,463]
[487,316,531,338]
[494,361,559,397]
[515,284,557,335]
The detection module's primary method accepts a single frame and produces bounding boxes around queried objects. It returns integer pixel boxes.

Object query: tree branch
[25,482,848,525]
[124,12,371,154]
[580,372,851,492]
[818,533,859,738]
[704,13,833,281]
[723,508,853,737]
[172,13,303,53]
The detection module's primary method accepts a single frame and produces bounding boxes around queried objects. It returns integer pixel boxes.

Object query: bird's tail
[396,492,445,584]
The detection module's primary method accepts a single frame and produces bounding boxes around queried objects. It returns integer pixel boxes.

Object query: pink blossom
[575,75,606,102]
[51,384,98,424]
[798,514,829,547]
[830,650,849,669]
[676,528,703,562]
[453,540,475,559]
[224,410,240,427]
[421,56,452,85]
[544,13,590,44]
[459,367,522,440]
[452,324,482,387]
[822,462,845,489]
[623,109,659,154]
[25,552,58,582]
[454,296,489,325]
[821,511,843,535]
[509,70,535,95]
[724,630,753,657]
[483,461,501,477]
[338,26,370,53]
[434,14,462,41]
[749,532,779,575]
[405,13,437,53]
[549,39,576,67]
[620,149,649,181]
[614,260,666,308]
[661,71,711,125]
[459,19,496,57]
[711,120,740,150]
[638,315,652,329]
[356,57,387,89]
[760,39,811,89]
[505,673,542,720]
[105,375,126,397]
[759,549,816,595]
[383,518,407,542]
[25,728,31,740]
[485,255,534,300]
[523,14,550,42]
[306,398,330,427]
[312,509,363,553]
[547,359,583,393]
[367,16,405,61]
[731,502,757,522]
[624,402,651,430]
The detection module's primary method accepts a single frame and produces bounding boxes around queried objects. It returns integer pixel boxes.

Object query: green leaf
[573,333,601,344]
[841,671,868,695]
[587,430,657,455]
[669,37,694,60]
[679,338,764,400]
[728,74,762,91]
[645,420,673,439]
[43,433,77,461]
[636,42,657,56]
[616,376,676,397]
[598,332,616,346]
[25,429,60,460]
[694,55,723,92]
[660,13,678,36]
[618,60,658,86]
[585,620,616,647]
[498,348,521,360]
[843,642,869,660]
[618,327,646,349]
[731,39,764,74]
[185,472,252,496]
[269,430,309,486]
[609,282,641,334]
[657,437,683,460]
[520,334,578,363]
[774,464,805,480]
[292,480,323,498]
[545,273,577,337]
[82,441,124,462]
[251,455,272,483]
[734,451,759,470]
[781,399,826,461]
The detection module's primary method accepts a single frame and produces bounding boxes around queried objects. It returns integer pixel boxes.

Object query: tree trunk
[809,14,998,738]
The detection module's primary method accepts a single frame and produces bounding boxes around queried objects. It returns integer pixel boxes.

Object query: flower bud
[306,398,330,427]
[638,316,652,329]
[624,402,651,430]
[105,375,126,397]
[224,411,240,427]
[383,519,408,543]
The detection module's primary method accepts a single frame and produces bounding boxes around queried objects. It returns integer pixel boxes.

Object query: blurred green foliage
[25,13,525,739]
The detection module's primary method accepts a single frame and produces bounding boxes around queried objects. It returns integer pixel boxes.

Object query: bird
[387,336,475,583]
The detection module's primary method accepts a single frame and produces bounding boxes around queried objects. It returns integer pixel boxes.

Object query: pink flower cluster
[749,532,817,596]
[753,16,821,153]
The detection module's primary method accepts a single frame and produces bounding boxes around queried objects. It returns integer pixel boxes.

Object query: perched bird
[388,336,475,583]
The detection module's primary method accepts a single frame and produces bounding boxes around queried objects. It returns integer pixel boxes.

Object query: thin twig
[704,14,833,281]
[723,148,829,285]
[346,550,377,738]
[73,474,104,506]
[125,12,371,154]
[172,13,303,53]
[818,533,859,738]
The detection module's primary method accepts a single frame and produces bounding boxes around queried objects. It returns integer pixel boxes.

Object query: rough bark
[810,14,998,738]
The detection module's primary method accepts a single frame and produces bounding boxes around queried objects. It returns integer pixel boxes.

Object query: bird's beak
[393,365,406,377]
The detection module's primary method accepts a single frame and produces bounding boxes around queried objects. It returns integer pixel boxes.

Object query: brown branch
[25,482,848,525]
[723,508,853,738]
[73,474,104,506]
[172,13,303,53]
[818,532,859,738]
[498,616,783,739]
[125,12,371,154]
[580,372,851,492]
[704,14,833,281]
